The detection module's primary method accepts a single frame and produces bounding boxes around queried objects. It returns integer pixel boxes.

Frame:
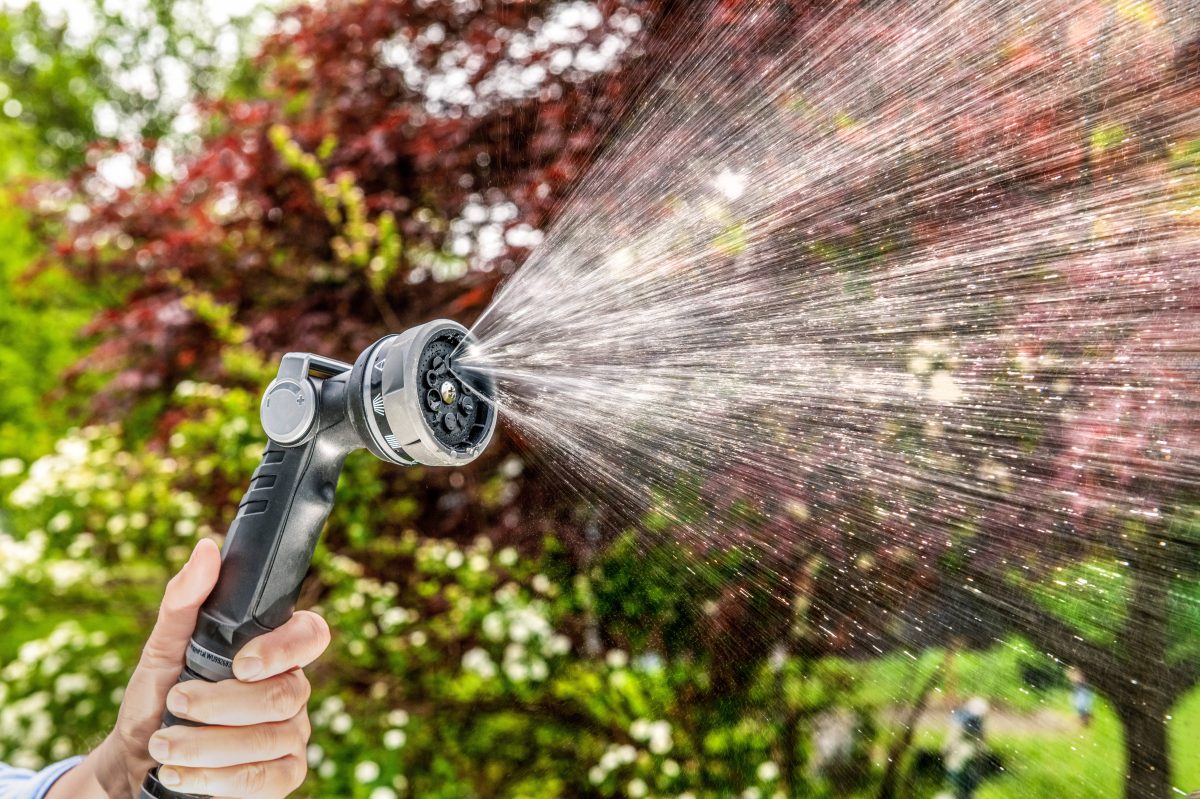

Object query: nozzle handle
[140,368,358,799]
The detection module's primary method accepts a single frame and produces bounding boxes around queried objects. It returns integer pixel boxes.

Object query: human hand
[51,539,331,799]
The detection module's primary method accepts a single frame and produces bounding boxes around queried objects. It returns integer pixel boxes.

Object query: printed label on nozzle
[187,639,234,674]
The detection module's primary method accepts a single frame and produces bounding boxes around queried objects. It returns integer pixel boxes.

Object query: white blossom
[757,761,780,781]
[462,647,497,679]
[647,720,673,754]
[482,612,505,641]
[355,760,381,782]
[306,743,324,766]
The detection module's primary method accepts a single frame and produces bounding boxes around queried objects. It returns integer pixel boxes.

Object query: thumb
[115,539,221,754]
[139,538,221,671]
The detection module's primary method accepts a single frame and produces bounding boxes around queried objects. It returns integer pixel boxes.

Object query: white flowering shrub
[0,621,128,769]
[0,383,267,771]
[0,379,876,798]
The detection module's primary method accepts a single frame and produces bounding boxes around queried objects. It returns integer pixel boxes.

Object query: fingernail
[166,691,189,716]
[158,767,182,787]
[148,736,171,761]
[234,655,263,680]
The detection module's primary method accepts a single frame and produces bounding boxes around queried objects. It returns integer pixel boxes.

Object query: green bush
[0,380,858,797]
[0,123,98,461]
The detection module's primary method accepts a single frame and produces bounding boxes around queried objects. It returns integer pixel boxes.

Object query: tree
[0,0,268,171]
[36,0,678,534]
[0,0,273,460]
[0,121,97,459]
[27,1,1200,796]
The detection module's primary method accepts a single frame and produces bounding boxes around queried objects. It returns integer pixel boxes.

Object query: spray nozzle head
[348,319,497,467]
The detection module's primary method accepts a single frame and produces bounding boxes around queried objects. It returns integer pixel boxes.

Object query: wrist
[43,739,110,799]
[60,733,136,799]
[93,732,139,799]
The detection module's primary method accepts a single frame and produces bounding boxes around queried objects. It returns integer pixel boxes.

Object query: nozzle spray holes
[418,332,483,448]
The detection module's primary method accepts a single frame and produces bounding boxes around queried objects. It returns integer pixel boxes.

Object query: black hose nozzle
[140,319,495,799]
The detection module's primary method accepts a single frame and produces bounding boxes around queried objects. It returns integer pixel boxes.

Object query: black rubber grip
[140,376,356,799]
[192,435,343,660]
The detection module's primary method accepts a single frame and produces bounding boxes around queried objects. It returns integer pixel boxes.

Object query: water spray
[140,319,496,799]
[461,0,1200,689]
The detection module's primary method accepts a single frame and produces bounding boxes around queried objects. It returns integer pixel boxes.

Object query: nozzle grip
[194,435,347,659]
[141,376,356,799]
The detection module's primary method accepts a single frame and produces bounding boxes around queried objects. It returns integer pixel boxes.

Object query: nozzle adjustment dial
[260,378,317,446]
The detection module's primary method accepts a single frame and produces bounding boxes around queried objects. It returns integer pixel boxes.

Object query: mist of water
[458,0,1200,656]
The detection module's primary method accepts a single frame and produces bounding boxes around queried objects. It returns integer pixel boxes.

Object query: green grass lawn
[1173,688,1200,789]
[977,695,1125,799]
[853,641,1199,798]
[979,688,1200,798]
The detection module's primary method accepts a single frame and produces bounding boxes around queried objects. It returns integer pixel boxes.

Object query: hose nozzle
[347,319,497,467]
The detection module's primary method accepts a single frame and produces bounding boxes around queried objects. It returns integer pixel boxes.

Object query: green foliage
[0,391,856,797]
[1025,521,1200,663]
[0,0,269,456]
[0,621,129,770]
[1088,123,1129,155]
[0,123,97,460]
[0,0,268,171]
[2,2,1197,796]
[270,125,408,293]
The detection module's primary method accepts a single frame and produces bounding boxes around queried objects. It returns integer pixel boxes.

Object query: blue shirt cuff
[0,756,85,799]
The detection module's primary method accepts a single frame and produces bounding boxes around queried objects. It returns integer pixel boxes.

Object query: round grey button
[260,378,317,445]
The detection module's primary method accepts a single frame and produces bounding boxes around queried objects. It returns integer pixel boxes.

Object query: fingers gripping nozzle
[141,319,495,799]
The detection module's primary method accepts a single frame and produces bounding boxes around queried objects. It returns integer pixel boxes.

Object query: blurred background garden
[0,1,1198,798]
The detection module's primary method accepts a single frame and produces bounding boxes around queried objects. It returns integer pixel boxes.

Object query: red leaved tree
[35,2,1200,796]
